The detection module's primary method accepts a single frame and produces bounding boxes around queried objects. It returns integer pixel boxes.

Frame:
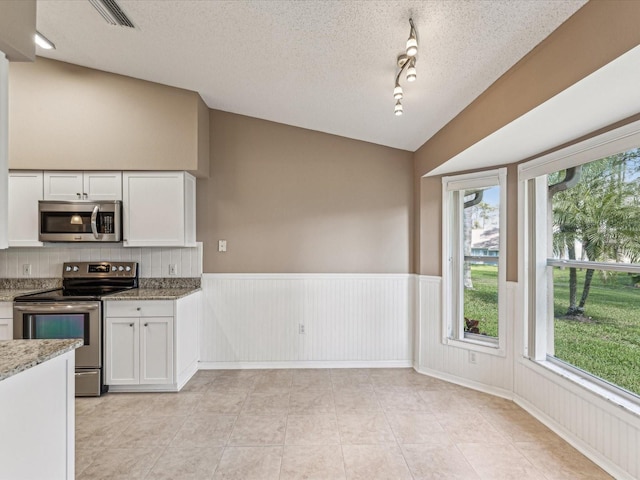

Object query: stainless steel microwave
[38,201,122,242]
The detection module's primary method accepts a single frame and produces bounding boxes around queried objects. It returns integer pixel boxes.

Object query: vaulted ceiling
[35,0,587,151]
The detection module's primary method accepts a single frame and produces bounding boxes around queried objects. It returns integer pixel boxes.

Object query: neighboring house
[471,227,499,259]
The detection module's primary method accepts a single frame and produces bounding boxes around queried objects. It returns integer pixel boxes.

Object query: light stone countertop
[0,339,84,382]
[0,289,45,302]
[102,287,201,301]
[0,279,62,302]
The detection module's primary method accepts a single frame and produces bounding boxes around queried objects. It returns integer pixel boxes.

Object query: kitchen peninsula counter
[0,339,79,479]
[0,338,83,381]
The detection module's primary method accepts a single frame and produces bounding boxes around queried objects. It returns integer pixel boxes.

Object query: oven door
[13,302,101,368]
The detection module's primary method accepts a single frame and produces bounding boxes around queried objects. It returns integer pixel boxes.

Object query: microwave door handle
[91,205,100,239]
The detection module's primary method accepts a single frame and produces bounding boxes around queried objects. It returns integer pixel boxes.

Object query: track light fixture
[393,18,418,116]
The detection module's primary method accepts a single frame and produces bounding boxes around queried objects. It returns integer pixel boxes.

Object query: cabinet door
[43,171,84,201]
[8,171,43,247]
[105,317,139,385]
[84,171,122,201]
[123,172,185,246]
[0,302,12,340]
[140,317,173,385]
[0,319,11,341]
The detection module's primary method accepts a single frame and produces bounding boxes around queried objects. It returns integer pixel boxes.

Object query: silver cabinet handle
[75,371,98,377]
[83,193,88,199]
[76,193,81,198]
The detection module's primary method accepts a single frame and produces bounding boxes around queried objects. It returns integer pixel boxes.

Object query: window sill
[532,358,640,418]
[445,337,506,357]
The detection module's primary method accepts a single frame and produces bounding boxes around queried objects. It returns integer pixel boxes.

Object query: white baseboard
[514,395,633,480]
[107,384,179,393]
[176,361,199,390]
[198,360,413,370]
[414,365,513,401]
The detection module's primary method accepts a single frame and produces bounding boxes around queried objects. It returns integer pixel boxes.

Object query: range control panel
[62,262,138,278]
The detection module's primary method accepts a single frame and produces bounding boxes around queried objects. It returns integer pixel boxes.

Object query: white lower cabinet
[104,292,200,392]
[0,302,13,340]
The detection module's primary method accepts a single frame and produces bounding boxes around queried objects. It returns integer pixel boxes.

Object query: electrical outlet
[218,240,227,252]
[299,324,305,335]
[22,264,32,277]
[469,351,477,364]
[168,264,178,276]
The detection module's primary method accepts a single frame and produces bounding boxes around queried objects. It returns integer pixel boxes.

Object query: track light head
[394,100,403,116]
[406,18,418,56]
[406,58,417,82]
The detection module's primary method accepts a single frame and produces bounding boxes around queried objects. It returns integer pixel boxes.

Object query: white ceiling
[35,0,587,152]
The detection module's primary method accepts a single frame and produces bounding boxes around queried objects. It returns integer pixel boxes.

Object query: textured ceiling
[35,0,587,152]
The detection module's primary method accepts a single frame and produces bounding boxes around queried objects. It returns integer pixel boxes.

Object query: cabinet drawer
[0,302,12,319]
[105,300,173,317]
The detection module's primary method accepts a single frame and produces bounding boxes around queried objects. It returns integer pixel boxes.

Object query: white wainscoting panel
[0,243,202,278]
[416,276,515,397]
[514,360,640,480]
[417,275,639,478]
[200,274,414,367]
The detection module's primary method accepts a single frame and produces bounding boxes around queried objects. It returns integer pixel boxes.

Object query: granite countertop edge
[0,339,84,382]
[102,287,202,301]
[0,288,55,302]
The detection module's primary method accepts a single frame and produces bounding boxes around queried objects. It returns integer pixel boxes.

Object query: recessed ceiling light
[35,31,56,50]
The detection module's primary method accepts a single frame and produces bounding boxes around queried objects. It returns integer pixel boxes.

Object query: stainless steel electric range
[13,262,139,396]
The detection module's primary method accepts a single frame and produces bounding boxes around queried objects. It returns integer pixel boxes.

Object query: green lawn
[464,264,499,337]
[464,264,640,396]
[552,267,640,396]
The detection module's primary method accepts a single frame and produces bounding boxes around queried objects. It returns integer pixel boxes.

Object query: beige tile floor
[75,368,612,479]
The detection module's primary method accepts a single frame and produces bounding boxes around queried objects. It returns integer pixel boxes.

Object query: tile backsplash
[0,243,202,278]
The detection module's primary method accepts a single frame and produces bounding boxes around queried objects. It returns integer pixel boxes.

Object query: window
[519,120,640,402]
[442,168,507,355]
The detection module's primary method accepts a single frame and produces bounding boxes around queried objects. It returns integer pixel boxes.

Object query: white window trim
[442,168,507,357]
[518,119,640,407]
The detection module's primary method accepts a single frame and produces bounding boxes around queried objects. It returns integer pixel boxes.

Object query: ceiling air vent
[88,0,135,28]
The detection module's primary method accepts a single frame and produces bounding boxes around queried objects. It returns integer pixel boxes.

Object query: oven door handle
[91,205,100,239]
[14,304,100,313]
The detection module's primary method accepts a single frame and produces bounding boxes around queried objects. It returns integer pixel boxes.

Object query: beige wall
[415,0,640,278]
[8,58,209,176]
[0,1,35,62]
[197,110,414,273]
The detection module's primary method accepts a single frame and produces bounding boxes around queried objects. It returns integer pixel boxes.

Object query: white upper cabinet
[8,170,43,247]
[44,171,122,201]
[122,171,196,247]
[83,172,123,201]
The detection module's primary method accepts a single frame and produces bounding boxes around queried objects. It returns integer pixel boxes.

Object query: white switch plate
[168,264,178,276]
[469,351,477,364]
[22,264,32,276]
[218,240,227,252]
